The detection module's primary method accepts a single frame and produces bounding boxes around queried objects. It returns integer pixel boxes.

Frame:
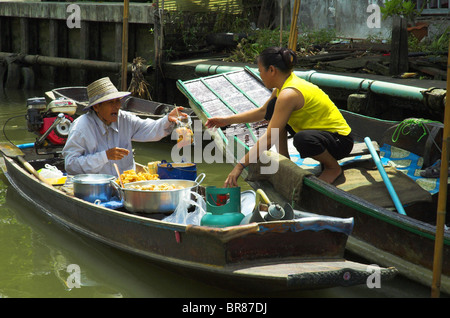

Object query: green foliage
[225,27,337,63]
[381,0,421,20]
[408,26,450,52]
[162,9,254,56]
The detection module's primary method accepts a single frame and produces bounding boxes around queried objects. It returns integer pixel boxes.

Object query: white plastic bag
[185,191,206,225]
[175,115,194,149]
[163,191,206,225]
[38,164,64,179]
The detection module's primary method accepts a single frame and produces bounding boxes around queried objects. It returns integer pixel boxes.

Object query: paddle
[0,142,52,186]
[114,163,124,188]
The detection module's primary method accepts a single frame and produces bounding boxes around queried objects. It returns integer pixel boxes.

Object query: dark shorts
[264,98,354,160]
[293,130,354,160]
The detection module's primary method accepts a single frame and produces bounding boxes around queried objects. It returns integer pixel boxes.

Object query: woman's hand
[205,117,229,128]
[168,106,188,123]
[106,147,130,160]
[224,163,245,188]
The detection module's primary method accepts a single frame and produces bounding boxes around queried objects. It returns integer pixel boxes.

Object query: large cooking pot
[117,173,205,213]
[72,174,116,203]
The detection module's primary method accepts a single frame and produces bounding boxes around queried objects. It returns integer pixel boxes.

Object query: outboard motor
[26,97,77,153]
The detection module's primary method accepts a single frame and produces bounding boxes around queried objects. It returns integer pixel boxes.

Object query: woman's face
[257,60,275,89]
[93,98,121,125]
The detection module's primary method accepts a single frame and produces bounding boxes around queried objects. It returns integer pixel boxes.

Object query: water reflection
[1,185,242,298]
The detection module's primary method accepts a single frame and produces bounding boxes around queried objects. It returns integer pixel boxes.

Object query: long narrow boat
[177,67,450,294]
[0,144,397,292]
[46,86,197,120]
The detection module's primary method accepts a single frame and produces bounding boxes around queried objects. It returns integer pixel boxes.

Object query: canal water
[0,88,442,299]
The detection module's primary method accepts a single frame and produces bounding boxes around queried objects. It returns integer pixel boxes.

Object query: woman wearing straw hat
[62,77,187,175]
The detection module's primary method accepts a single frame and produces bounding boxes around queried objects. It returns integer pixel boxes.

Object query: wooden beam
[390,16,409,76]
[121,0,129,91]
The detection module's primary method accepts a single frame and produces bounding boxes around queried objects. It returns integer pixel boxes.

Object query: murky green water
[0,88,441,298]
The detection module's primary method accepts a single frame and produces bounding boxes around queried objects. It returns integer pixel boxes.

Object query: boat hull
[1,155,396,292]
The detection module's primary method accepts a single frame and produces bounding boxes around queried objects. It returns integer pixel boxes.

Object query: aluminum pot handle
[195,173,206,185]
[110,180,123,201]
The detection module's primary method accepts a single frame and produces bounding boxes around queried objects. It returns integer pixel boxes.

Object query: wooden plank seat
[347,140,379,158]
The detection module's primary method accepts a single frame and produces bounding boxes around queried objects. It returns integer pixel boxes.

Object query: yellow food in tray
[117,169,159,184]
[127,183,185,191]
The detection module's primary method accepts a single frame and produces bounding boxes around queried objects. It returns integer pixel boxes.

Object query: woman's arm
[205,90,276,128]
[224,88,302,187]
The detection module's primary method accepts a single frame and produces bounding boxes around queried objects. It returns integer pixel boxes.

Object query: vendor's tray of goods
[115,162,205,213]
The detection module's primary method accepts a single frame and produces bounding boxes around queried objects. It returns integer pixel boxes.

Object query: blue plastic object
[17,143,35,149]
[157,160,197,181]
[364,137,407,215]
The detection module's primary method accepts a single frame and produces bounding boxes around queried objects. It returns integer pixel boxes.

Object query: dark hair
[257,47,297,73]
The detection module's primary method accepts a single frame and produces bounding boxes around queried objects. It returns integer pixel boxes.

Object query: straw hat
[84,77,130,111]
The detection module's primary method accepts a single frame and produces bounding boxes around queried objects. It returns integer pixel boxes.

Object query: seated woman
[205,46,353,186]
[63,77,186,175]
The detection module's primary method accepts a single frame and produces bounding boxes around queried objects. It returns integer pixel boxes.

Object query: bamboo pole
[279,0,284,46]
[121,0,129,91]
[431,40,450,298]
[288,0,301,51]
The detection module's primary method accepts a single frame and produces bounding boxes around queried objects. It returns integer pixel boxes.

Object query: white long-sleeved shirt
[62,110,174,175]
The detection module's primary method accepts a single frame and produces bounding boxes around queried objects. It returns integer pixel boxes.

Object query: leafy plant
[381,0,424,21]
[224,27,338,63]
[408,26,449,52]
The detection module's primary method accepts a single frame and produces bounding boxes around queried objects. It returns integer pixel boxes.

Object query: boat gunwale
[2,154,356,246]
[303,175,450,245]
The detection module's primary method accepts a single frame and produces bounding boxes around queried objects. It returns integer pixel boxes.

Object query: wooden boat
[177,67,450,294]
[45,86,197,120]
[0,143,397,293]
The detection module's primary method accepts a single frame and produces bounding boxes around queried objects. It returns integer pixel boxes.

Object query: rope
[391,118,438,143]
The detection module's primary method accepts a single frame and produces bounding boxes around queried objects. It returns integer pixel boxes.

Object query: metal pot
[72,174,116,203]
[118,173,205,213]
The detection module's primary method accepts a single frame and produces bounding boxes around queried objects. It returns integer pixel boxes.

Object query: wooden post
[389,16,408,76]
[153,0,164,102]
[48,20,59,86]
[431,40,450,298]
[257,0,274,29]
[79,21,90,85]
[121,0,129,91]
[115,23,123,64]
[20,18,29,55]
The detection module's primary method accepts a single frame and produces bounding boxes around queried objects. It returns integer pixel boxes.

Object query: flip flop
[420,160,450,178]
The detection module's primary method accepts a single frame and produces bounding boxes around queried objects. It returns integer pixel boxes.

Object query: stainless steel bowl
[72,174,116,203]
[119,173,205,213]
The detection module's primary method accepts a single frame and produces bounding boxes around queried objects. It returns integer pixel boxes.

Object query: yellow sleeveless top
[277,73,351,136]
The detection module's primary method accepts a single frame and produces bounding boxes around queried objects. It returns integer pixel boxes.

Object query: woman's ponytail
[258,47,297,73]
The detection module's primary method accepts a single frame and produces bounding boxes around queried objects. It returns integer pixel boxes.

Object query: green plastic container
[201,187,243,228]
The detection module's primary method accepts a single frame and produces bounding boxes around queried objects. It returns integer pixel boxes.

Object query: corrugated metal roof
[161,0,243,12]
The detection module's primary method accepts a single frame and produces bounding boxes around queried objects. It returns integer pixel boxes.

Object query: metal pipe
[0,52,151,74]
[194,64,427,103]
[35,113,66,147]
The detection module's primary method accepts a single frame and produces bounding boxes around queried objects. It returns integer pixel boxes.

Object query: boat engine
[26,97,77,152]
